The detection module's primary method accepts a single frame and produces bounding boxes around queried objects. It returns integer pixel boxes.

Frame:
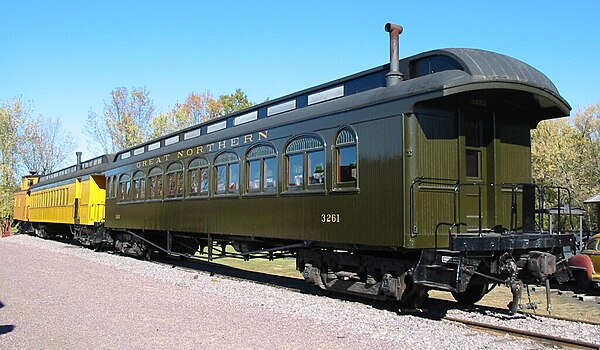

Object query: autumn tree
[531,101,600,229]
[150,92,218,138]
[18,116,76,175]
[87,87,155,154]
[0,98,26,217]
[150,90,253,139]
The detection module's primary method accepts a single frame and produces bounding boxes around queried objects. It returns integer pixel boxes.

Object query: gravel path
[0,235,593,349]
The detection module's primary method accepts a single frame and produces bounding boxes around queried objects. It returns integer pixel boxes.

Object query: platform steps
[412,249,466,292]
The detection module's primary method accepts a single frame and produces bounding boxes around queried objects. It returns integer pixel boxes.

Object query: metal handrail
[410,178,573,239]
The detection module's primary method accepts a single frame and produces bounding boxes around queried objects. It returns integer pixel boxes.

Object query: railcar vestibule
[409,92,540,239]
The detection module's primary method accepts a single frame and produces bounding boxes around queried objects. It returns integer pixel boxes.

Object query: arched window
[118,174,131,201]
[286,135,325,191]
[214,152,239,195]
[335,127,358,188]
[132,171,146,200]
[148,167,164,199]
[246,144,277,193]
[166,162,184,197]
[188,157,209,196]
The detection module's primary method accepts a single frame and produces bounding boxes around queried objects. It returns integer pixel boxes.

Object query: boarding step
[413,249,464,292]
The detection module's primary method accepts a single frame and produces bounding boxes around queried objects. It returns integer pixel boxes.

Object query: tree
[150,92,217,139]
[87,87,155,154]
[218,88,253,116]
[531,101,600,229]
[204,89,254,119]
[18,116,76,175]
[0,98,27,217]
[149,90,253,139]
[176,91,215,125]
[149,112,177,140]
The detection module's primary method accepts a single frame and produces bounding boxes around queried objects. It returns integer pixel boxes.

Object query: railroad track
[444,316,600,349]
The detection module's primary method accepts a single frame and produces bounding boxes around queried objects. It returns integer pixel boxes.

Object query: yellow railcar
[29,182,77,224]
[28,175,106,226]
[14,155,110,239]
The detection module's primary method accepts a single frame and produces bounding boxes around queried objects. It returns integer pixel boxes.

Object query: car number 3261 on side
[321,214,340,223]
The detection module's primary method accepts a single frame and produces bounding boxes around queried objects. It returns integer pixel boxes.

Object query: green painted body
[106,96,409,248]
[104,48,571,252]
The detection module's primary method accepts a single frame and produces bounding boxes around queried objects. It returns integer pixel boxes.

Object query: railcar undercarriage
[297,248,428,309]
[97,225,573,313]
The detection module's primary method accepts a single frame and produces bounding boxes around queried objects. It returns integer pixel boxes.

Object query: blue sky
[2,1,599,159]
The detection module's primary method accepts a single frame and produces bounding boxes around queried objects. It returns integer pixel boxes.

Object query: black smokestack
[76,152,82,170]
[385,23,404,86]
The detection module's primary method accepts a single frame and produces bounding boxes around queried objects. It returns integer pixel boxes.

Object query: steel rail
[444,316,600,349]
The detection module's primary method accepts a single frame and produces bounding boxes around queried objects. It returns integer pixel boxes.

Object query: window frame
[285,135,326,193]
[166,162,184,198]
[188,157,210,197]
[245,144,278,195]
[464,112,484,180]
[213,152,240,196]
[118,174,131,201]
[132,170,146,200]
[333,127,359,191]
[147,166,164,200]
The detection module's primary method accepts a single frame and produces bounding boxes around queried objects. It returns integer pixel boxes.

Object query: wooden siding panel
[410,110,458,248]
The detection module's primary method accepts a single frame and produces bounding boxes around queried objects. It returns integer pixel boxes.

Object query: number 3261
[321,214,340,223]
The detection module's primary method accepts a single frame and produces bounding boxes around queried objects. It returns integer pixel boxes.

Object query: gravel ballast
[1,235,598,349]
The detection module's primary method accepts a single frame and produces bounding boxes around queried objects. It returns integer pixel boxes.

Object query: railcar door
[458,104,533,234]
[459,108,494,232]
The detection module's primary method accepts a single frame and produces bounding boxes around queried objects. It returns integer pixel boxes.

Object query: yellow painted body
[79,175,107,224]
[27,175,106,226]
[13,190,30,222]
[13,176,39,222]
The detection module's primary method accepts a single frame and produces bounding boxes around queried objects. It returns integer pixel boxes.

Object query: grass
[196,245,302,279]
[211,256,302,279]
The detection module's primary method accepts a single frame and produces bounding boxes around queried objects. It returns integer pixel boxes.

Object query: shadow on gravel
[155,254,546,322]
[153,255,313,293]
[151,255,469,319]
[0,325,15,335]
[422,298,526,321]
[153,255,407,312]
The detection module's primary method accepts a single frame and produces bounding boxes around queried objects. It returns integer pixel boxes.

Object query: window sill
[282,189,326,196]
[145,198,163,203]
[242,192,278,199]
[330,187,360,194]
[185,194,210,200]
[211,193,241,199]
[164,196,184,201]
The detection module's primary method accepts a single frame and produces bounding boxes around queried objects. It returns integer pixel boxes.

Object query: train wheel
[574,271,592,291]
[396,275,428,311]
[452,283,489,305]
[34,227,47,239]
[143,246,153,261]
[397,287,428,311]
